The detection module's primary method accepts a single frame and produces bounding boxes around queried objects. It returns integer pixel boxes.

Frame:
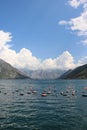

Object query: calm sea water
[0,79,87,130]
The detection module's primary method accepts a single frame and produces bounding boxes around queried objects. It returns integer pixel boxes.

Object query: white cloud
[58,20,69,25]
[55,51,75,69]
[68,0,87,8]
[16,48,41,70]
[59,0,87,46]
[59,8,87,36]
[70,11,87,35]
[2,30,87,71]
[15,50,76,70]
[0,30,12,50]
[42,51,76,70]
[42,58,56,69]
[0,30,78,70]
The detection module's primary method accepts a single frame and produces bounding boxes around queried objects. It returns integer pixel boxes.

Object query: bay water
[0,79,87,130]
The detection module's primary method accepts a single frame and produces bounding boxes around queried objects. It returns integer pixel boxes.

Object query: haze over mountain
[0,59,29,79]
[21,69,65,80]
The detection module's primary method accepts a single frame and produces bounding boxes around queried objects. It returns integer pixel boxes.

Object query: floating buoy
[15,90,19,92]
[60,91,64,95]
[82,94,87,97]
[4,93,7,95]
[19,93,24,96]
[72,91,75,96]
[62,93,67,96]
[32,91,37,94]
[47,91,51,94]
[27,91,31,94]
[41,93,47,97]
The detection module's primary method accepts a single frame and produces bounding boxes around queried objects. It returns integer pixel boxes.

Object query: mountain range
[59,64,87,79]
[0,59,30,79]
[0,58,87,79]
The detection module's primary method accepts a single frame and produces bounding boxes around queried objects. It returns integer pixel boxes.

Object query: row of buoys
[60,89,76,96]
[0,86,87,97]
[0,89,52,97]
[16,89,38,96]
[60,88,87,97]
[18,90,51,97]
[17,89,87,97]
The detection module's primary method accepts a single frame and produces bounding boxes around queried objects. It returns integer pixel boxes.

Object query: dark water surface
[0,79,87,130]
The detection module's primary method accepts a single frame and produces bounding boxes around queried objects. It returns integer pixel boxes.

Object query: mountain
[0,59,30,79]
[59,64,87,79]
[20,69,65,79]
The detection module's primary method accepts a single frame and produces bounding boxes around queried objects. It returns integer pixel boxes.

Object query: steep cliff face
[0,59,30,79]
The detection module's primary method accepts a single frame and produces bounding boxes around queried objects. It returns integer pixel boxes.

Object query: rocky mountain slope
[59,64,87,79]
[0,59,30,79]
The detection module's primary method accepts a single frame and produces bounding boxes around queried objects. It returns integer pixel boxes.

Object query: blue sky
[0,0,87,70]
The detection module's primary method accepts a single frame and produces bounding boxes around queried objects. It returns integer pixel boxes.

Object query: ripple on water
[0,79,87,130]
